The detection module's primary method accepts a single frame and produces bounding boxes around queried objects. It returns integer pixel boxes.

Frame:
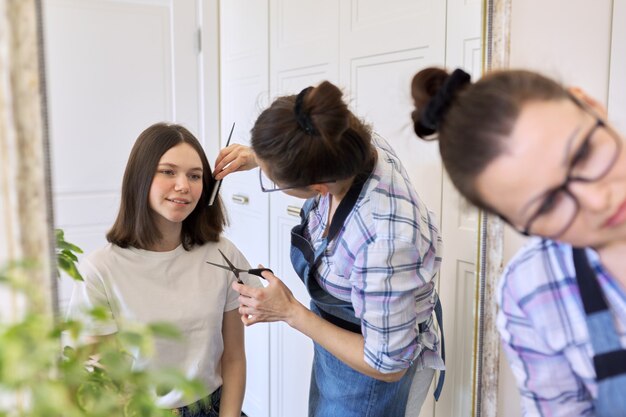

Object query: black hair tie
[421,68,471,131]
[294,86,317,135]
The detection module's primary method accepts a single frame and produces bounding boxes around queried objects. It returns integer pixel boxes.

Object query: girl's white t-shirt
[66,237,260,408]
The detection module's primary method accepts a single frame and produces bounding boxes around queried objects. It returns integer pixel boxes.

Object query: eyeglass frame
[503,105,622,239]
[258,168,337,193]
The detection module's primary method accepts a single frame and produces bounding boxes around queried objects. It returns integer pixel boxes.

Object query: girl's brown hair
[107,123,227,250]
[251,81,375,186]
[411,67,570,211]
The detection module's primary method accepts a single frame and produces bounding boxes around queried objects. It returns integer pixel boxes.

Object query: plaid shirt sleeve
[352,238,439,373]
[497,243,595,417]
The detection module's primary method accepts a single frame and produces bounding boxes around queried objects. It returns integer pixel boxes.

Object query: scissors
[206,249,273,284]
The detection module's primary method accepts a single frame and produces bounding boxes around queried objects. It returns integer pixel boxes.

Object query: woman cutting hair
[214,81,444,417]
[411,67,626,416]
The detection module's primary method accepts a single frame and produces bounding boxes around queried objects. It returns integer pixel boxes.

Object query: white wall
[509,0,613,103]
[499,1,614,416]
[609,0,626,132]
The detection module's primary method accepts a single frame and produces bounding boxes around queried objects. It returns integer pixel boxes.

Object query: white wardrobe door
[267,2,340,417]
[219,1,271,417]
[437,2,483,416]
[44,0,201,310]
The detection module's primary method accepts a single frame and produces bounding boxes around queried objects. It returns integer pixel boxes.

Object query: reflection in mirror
[38,0,506,416]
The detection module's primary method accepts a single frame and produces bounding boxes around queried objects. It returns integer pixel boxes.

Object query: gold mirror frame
[473,1,511,416]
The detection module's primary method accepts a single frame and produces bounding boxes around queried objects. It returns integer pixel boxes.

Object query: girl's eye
[189,174,202,181]
[159,169,175,176]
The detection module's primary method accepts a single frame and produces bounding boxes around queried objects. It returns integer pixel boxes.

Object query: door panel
[219,1,270,416]
[347,48,443,215]
[268,194,310,417]
[268,2,340,415]
[338,5,446,416]
[436,0,482,415]
[44,0,201,311]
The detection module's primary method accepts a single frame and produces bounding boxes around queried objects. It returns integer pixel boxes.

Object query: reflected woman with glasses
[411,67,626,416]
[214,81,444,417]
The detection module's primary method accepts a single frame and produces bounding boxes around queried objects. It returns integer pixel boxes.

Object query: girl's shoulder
[197,236,238,256]
[199,237,252,269]
[82,243,118,269]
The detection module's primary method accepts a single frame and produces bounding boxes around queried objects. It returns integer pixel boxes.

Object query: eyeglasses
[258,168,336,193]
[520,116,622,239]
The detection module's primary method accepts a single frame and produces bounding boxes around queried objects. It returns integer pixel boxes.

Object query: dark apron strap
[432,296,445,400]
[572,248,626,381]
[300,171,370,320]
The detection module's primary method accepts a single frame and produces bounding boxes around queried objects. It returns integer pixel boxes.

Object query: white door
[337,3,447,416]
[437,1,483,416]
[44,0,202,311]
[218,1,271,416]
[220,1,483,416]
[267,2,340,416]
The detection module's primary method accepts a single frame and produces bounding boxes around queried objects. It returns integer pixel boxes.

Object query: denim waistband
[171,386,221,416]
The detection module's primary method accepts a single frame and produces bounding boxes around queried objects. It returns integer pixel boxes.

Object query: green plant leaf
[55,228,84,281]
[0,231,206,416]
[89,306,110,321]
[148,322,182,339]
[60,249,79,262]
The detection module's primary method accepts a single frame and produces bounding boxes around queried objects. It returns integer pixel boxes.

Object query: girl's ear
[567,86,608,117]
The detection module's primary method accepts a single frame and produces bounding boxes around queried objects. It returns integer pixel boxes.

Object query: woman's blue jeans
[308,341,420,417]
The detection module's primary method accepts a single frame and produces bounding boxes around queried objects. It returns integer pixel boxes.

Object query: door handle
[287,205,301,217]
[231,194,249,205]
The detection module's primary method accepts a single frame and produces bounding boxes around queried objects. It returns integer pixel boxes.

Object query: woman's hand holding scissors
[232,269,306,327]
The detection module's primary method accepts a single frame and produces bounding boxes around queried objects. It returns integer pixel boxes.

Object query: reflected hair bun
[412,68,471,138]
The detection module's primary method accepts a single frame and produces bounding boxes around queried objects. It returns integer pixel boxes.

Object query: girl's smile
[149,143,203,230]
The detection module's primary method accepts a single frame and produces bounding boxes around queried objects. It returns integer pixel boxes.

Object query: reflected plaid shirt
[304,135,444,373]
[497,238,626,416]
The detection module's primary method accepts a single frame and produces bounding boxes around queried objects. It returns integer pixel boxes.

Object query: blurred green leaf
[55,229,84,281]
[0,229,207,416]
[148,322,182,339]
[89,306,110,322]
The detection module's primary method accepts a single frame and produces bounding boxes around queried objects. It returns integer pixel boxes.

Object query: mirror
[0,0,511,416]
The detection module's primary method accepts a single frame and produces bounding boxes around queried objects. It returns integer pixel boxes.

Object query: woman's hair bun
[411,67,471,139]
[298,81,350,141]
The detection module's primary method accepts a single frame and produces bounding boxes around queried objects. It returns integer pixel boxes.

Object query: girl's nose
[174,176,190,193]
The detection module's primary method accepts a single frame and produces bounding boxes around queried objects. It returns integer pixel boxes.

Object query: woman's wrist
[286,301,312,330]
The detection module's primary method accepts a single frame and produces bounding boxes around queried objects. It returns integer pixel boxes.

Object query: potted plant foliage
[0,230,205,416]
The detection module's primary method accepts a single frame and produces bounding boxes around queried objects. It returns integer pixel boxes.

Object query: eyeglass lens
[524,119,621,238]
